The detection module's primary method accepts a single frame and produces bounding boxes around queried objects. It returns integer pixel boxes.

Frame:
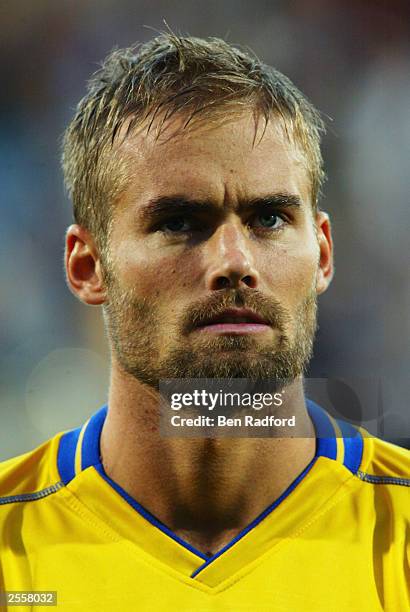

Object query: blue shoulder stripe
[57,426,82,485]
[81,405,107,470]
[336,417,363,475]
[57,406,108,484]
[307,399,364,475]
[306,399,337,460]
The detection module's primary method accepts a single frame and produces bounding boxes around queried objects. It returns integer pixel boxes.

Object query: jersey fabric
[0,400,409,611]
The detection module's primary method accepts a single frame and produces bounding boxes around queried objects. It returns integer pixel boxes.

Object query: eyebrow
[138,193,302,224]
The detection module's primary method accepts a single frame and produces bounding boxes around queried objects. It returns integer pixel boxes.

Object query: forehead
[116,111,311,209]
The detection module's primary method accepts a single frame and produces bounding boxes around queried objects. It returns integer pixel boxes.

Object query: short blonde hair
[62,33,326,251]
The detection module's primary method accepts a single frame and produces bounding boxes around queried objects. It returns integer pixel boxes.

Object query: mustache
[180,288,290,334]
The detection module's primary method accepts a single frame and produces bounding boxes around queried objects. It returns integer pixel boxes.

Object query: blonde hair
[62,33,325,251]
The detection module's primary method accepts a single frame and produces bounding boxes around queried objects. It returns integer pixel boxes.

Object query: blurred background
[1,0,409,459]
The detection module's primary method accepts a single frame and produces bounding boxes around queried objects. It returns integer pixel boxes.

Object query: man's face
[101,111,327,387]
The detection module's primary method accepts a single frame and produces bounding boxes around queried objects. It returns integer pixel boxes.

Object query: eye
[252,211,286,230]
[160,216,191,233]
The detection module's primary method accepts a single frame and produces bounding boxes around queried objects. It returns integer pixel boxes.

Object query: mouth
[195,308,272,335]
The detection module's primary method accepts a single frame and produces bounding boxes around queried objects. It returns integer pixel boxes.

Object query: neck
[100,363,316,555]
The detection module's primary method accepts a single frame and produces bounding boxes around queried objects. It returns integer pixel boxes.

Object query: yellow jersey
[0,401,409,611]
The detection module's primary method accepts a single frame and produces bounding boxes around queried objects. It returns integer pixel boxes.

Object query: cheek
[261,241,319,305]
[114,238,197,299]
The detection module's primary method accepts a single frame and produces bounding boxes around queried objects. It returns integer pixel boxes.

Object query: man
[0,33,408,611]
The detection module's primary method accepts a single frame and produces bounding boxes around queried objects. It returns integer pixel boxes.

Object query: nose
[204,219,260,291]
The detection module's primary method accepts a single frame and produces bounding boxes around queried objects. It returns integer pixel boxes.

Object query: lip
[197,322,271,335]
[195,308,271,334]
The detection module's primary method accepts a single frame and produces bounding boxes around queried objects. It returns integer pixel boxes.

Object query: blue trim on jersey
[307,399,364,475]
[58,405,209,561]
[306,399,337,460]
[190,456,317,578]
[57,426,82,485]
[57,399,363,576]
[81,405,107,470]
[94,462,209,561]
[336,417,363,475]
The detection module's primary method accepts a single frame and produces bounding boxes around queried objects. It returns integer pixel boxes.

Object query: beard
[102,273,318,390]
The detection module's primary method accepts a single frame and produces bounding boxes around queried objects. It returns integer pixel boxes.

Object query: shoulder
[0,432,64,507]
[357,432,410,487]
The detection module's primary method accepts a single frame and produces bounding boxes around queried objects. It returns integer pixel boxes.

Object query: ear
[315,210,334,295]
[65,224,107,305]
